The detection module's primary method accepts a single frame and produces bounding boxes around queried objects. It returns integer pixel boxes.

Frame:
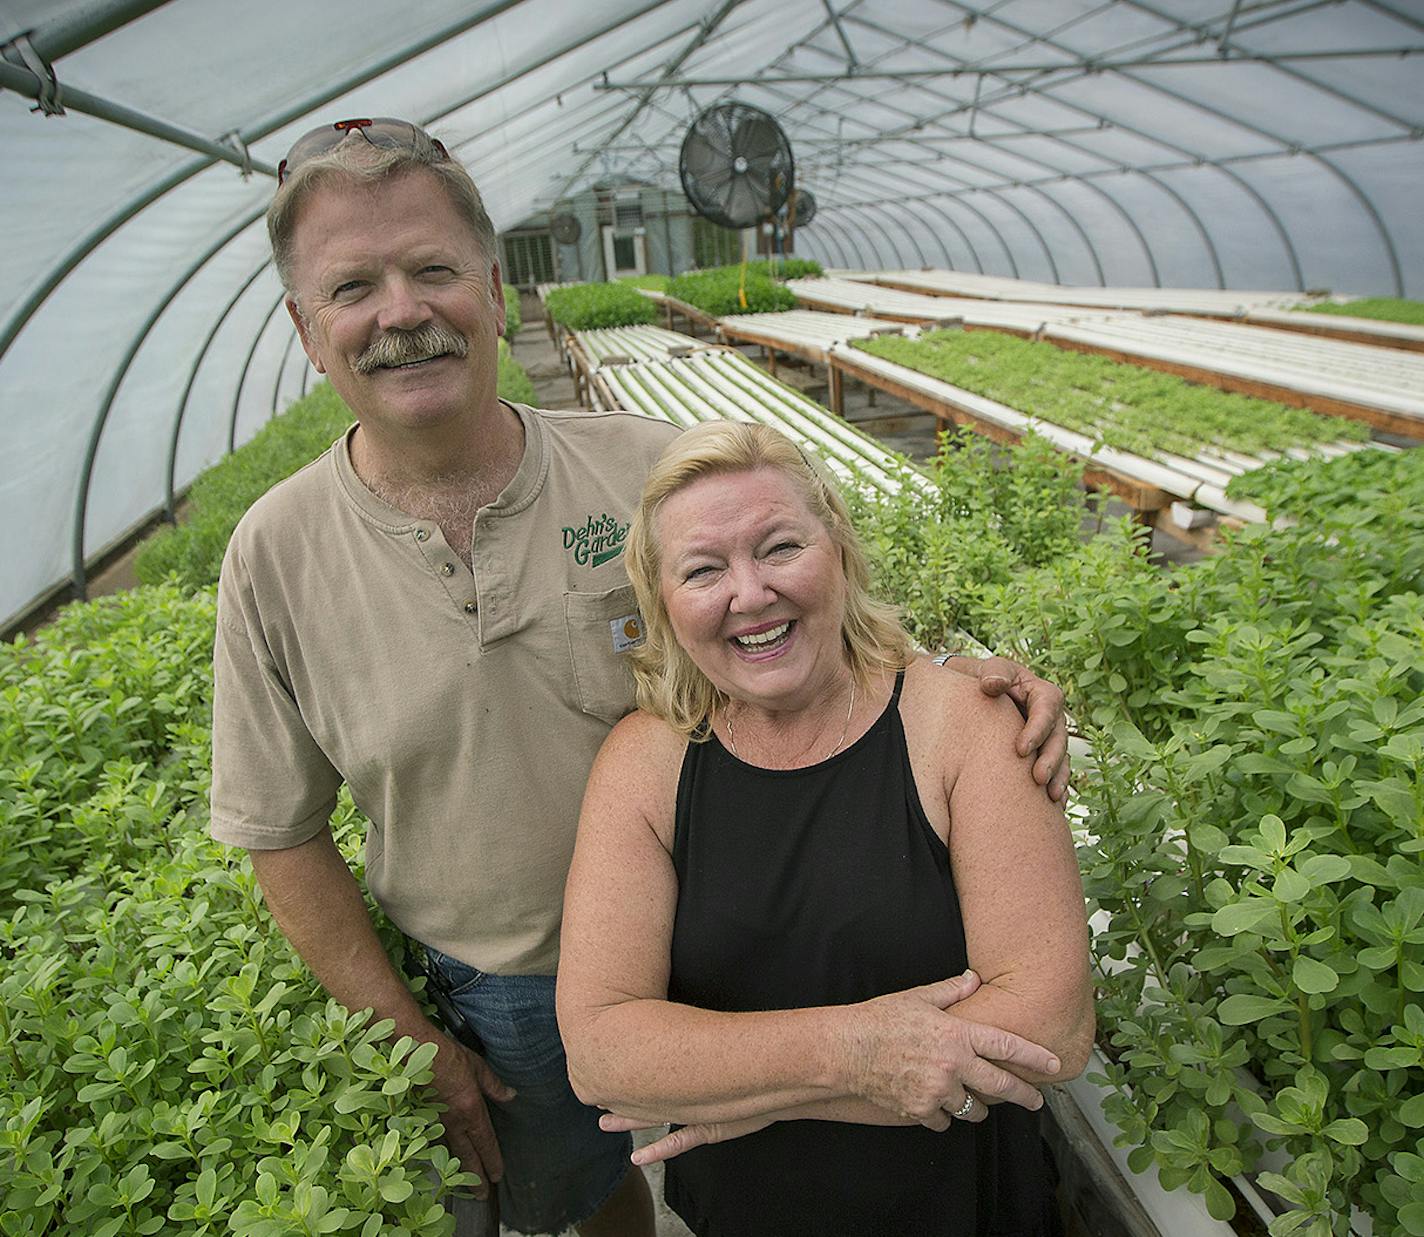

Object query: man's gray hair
[267,129,498,294]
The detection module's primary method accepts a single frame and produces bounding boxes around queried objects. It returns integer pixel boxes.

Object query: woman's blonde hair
[625,421,912,737]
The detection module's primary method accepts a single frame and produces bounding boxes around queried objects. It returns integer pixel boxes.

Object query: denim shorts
[425,947,631,1234]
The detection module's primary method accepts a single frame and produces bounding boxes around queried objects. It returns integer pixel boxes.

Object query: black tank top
[665,670,1052,1237]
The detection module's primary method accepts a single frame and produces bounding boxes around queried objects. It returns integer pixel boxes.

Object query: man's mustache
[353,323,469,374]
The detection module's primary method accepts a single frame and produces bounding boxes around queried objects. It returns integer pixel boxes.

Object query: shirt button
[415,528,430,542]
[440,563,455,577]
[464,602,477,614]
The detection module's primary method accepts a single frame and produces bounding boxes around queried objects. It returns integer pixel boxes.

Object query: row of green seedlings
[665,259,821,318]
[544,260,825,331]
[1300,299,1424,327]
[845,428,1424,1237]
[852,330,1369,465]
[134,343,536,592]
[0,583,472,1235]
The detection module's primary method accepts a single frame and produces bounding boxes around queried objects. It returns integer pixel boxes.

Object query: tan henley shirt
[210,402,680,974]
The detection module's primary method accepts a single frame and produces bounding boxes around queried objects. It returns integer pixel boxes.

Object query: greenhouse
[2,1,1422,1235]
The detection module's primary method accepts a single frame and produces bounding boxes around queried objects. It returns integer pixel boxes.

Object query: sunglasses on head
[277,117,450,186]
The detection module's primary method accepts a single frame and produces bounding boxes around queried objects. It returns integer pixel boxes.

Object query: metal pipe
[165,261,270,520]
[72,212,265,598]
[2,0,528,367]
[1020,182,1106,285]
[856,201,931,267]
[834,205,899,269]
[817,215,871,269]
[6,0,171,62]
[550,0,746,203]
[0,60,277,174]
[820,0,859,69]
[272,326,303,417]
[596,47,1422,87]
[879,200,958,269]
[1136,171,1224,289]
[228,296,287,453]
[806,217,852,268]
[908,199,987,274]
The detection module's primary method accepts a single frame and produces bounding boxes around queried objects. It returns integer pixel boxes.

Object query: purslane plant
[1225,445,1424,522]
[1,586,475,1234]
[848,430,1424,1236]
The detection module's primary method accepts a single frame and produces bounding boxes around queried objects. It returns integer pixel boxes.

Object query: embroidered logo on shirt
[611,613,645,653]
[562,513,629,567]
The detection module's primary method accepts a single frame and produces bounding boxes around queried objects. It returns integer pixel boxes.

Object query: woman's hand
[599,970,1062,1165]
[838,970,1060,1123]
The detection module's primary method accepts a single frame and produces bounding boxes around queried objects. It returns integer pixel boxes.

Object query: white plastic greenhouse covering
[2,0,1421,630]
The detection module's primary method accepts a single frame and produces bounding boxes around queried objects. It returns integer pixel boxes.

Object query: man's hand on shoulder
[942,655,1070,802]
[430,1034,517,1200]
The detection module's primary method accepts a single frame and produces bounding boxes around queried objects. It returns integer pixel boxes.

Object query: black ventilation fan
[680,102,794,230]
[782,188,816,229]
[550,212,582,245]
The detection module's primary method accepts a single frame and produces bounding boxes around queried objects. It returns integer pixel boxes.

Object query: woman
[557,422,1093,1236]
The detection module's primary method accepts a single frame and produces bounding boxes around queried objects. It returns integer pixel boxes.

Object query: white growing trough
[592,350,928,502]
[841,269,1304,317]
[826,343,1382,526]
[1040,315,1424,433]
[785,278,1125,332]
[715,309,909,362]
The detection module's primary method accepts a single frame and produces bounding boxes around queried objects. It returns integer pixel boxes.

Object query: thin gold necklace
[725,678,857,763]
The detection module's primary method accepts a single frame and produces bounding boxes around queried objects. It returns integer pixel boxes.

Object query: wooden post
[828,361,844,416]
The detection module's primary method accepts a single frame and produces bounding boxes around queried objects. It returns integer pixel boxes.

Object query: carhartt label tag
[611,613,645,654]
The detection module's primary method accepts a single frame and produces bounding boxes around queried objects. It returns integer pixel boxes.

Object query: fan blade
[733,116,783,163]
[690,117,734,161]
[723,179,764,227]
[683,138,731,186]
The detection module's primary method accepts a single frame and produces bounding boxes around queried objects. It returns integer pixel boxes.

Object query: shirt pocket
[563,584,645,724]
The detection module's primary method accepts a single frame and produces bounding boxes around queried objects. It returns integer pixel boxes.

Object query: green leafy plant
[497,338,537,406]
[1,587,476,1234]
[667,266,797,316]
[745,257,822,279]
[1226,446,1424,522]
[1299,298,1424,327]
[134,384,354,590]
[852,330,1368,462]
[848,429,1424,1234]
[502,284,521,342]
[544,281,658,330]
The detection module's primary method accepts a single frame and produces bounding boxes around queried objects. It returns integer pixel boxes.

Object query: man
[210,118,1071,1237]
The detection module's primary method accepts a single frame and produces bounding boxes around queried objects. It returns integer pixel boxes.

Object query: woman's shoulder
[584,712,689,844]
[593,710,691,790]
[900,655,1028,759]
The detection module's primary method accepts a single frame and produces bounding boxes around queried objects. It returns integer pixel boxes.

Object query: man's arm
[248,830,514,1198]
